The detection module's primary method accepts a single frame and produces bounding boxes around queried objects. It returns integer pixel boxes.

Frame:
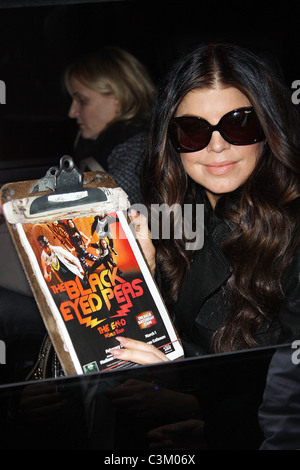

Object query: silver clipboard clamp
[29,155,108,215]
[2,156,130,224]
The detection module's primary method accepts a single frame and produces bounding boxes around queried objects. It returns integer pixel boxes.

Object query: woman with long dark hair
[111,42,300,364]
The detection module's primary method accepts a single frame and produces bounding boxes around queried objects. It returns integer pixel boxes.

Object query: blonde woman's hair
[64,46,155,122]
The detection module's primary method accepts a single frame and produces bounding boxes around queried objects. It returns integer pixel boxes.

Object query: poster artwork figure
[37,235,84,283]
[64,219,99,276]
[91,214,119,255]
[48,221,75,252]
[88,238,121,274]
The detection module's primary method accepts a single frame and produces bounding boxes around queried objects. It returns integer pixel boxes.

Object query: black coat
[73,120,145,170]
[173,210,300,357]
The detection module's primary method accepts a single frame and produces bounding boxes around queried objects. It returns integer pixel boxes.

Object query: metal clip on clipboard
[2,155,129,224]
[29,155,108,215]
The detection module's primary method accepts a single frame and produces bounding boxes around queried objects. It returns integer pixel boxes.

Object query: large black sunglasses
[168,106,264,152]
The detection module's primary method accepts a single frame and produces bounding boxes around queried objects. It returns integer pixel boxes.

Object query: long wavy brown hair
[142,43,300,353]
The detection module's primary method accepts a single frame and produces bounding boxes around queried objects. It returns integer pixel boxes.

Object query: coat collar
[73,119,146,169]
[173,212,233,340]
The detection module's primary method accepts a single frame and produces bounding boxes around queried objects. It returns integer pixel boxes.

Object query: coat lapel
[173,217,233,340]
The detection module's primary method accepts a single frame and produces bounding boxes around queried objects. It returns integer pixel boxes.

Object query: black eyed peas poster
[12,210,183,375]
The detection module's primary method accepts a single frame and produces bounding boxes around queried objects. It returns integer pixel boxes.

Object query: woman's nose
[68,100,78,119]
[206,130,230,153]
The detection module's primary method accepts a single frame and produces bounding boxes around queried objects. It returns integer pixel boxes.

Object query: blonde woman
[65,46,155,204]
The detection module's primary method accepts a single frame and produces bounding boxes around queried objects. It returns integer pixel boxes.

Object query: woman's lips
[204,161,238,175]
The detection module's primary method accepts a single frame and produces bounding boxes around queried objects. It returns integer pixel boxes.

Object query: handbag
[25,334,64,380]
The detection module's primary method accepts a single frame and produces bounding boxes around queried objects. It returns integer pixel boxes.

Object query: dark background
[0,0,299,182]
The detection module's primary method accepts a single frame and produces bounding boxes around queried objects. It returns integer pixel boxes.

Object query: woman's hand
[130,209,156,277]
[111,336,169,365]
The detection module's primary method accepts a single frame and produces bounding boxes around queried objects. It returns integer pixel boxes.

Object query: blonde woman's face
[68,76,119,140]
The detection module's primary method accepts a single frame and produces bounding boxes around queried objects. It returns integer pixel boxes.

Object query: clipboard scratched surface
[1,156,183,376]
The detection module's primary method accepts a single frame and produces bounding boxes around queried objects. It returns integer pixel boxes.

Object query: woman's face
[68,76,119,140]
[175,87,264,207]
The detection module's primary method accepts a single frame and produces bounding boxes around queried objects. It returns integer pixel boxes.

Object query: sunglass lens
[169,117,210,151]
[221,108,263,144]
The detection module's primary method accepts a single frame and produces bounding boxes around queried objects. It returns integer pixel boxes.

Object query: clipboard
[1,156,183,376]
